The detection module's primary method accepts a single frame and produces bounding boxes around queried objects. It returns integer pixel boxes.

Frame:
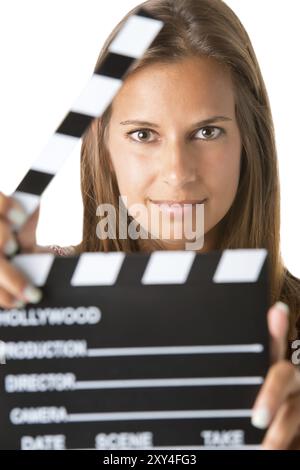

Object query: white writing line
[67,409,253,423]
[88,344,263,357]
[75,376,263,390]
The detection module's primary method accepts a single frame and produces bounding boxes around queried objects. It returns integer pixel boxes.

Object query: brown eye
[137,130,150,141]
[127,129,155,143]
[195,126,223,140]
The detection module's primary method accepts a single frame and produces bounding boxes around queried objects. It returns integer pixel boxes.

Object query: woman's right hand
[0,191,42,309]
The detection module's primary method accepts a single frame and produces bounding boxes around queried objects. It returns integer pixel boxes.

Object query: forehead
[111,56,236,119]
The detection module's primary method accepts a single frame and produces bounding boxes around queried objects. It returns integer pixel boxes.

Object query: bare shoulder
[34,243,82,257]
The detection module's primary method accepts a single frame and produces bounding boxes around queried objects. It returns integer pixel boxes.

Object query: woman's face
[107,56,242,251]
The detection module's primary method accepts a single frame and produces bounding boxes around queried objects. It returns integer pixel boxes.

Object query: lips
[150,199,207,206]
[148,198,207,215]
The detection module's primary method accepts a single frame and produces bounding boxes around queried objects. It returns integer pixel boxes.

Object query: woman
[0,0,300,449]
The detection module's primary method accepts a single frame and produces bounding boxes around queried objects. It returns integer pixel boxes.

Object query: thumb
[267,301,290,363]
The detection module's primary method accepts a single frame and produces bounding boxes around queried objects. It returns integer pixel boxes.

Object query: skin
[107,56,242,251]
[0,56,299,448]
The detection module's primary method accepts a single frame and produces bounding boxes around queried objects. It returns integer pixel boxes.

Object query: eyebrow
[119,116,233,128]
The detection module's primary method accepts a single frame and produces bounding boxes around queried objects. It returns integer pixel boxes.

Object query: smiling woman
[1,0,300,449]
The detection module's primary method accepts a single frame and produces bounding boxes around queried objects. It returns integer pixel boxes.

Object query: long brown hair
[79,0,300,341]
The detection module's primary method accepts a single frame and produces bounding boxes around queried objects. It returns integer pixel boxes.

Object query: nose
[160,139,197,188]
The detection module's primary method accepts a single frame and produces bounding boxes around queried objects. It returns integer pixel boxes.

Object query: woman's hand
[0,191,42,309]
[251,301,300,449]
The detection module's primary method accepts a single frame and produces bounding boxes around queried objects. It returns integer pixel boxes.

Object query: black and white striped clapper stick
[0,249,270,449]
[9,8,164,226]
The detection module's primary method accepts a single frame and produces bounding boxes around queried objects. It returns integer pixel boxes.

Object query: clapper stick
[9,8,164,228]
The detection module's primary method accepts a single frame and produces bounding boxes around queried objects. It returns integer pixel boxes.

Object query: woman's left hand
[251,302,300,449]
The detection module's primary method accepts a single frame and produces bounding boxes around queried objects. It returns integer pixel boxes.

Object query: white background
[0,0,299,276]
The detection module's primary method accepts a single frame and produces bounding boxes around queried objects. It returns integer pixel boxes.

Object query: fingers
[0,191,27,229]
[0,257,42,308]
[0,192,40,253]
[252,360,300,429]
[0,219,18,256]
[0,192,42,310]
[261,393,300,449]
[267,302,289,363]
[0,191,29,257]
[0,192,10,215]
[0,286,25,309]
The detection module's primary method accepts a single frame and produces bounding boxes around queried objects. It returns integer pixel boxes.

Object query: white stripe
[31,133,80,174]
[74,376,263,390]
[88,344,263,357]
[71,252,125,286]
[141,251,196,285]
[71,74,122,117]
[109,15,164,59]
[12,191,40,218]
[213,249,267,283]
[68,409,252,423]
[12,254,55,286]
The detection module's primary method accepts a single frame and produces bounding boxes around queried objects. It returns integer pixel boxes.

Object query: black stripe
[16,170,53,196]
[136,7,158,20]
[187,251,221,283]
[56,112,93,138]
[115,252,150,284]
[95,52,135,80]
[45,257,80,287]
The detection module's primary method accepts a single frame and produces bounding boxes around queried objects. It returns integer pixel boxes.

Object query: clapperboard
[0,7,270,449]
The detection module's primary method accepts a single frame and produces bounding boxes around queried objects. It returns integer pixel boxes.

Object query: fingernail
[251,406,271,429]
[22,285,42,304]
[275,301,289,315]
[13,299,25,309]
[3,237,18,256]
[7,207,27,228]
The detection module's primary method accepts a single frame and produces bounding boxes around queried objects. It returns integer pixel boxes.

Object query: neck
[137,222,221,253]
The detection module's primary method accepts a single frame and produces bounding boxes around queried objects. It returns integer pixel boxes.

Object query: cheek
[205,143,241,204]
[110,147,155,204]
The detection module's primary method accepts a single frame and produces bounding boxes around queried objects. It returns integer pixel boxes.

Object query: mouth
[149,198,207,205]
[149,198,207,214]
